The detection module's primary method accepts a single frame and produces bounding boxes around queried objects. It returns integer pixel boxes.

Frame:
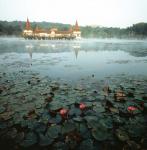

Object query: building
[23,18,33,37]
[23,18,81,40]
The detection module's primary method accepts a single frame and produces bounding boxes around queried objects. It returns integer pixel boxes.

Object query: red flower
[127,106,138,112]
[79,102,86,110]
[59,108,68,116]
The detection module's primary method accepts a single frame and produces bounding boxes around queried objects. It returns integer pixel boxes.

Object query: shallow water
[0,37,147,81]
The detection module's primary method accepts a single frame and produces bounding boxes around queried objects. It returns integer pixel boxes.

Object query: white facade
[23,30,33,36]
[73,31,81,39]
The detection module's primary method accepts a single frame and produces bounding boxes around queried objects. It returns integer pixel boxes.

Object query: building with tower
[23,18,81,40]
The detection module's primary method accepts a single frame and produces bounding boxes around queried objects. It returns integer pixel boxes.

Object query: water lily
[59,108,68,117]
[79,103,86,110]
[127,106,138,112]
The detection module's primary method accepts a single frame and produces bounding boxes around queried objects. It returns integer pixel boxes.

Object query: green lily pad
[99,118,113,129]
[91,126,109,141]
[109,107,119,114]
[69,107,81,116]
[39,133,54,146]
[112,115,125,125]
[47,125,61,139]
[144,103,147,109]
[93,106,105,113]
[62,122,76,134]
[84,115,98,122]
[0,121,7,129]
[73,116,83,122]
[49,102,63,111]
[34,122,46,133]
[115,129,129,141]
[0,111,14,121]
[4,128,17,139]
[84,102,93,107]
[80,139,94,150]
[0,106,6,114]
[83,110,95,116]
[49,114,62,124]
[52,141,68,149]
[20,132,37,147]
[127,124,146,138]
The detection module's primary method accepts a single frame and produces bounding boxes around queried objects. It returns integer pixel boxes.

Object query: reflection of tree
[72,44,81,59]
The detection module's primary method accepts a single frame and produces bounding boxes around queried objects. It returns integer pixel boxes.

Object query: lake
[0,37,147,81]
[0,37,147,149]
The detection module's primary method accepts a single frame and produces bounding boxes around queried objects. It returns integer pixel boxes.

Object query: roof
[34,26,49,33]
[25,18,31,30]
[73,20,80,31]
[55,30,72,34]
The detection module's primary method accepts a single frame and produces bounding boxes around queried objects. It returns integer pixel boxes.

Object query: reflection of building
[73,44,81,59]
[25,44,33,65]
[23,18,81,40]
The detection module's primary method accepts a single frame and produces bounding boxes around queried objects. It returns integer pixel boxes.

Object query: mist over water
[0,37,147,81]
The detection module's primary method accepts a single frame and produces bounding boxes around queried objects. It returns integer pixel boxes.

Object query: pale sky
[0,0,147,28]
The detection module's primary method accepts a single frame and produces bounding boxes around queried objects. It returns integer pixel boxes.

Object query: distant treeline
[0,21,147,38]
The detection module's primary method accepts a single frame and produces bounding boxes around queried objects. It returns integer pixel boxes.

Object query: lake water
[0,37,147,81]
[0,37,147,149]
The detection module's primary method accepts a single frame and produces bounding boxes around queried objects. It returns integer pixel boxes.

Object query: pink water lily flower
[59,108,68,116]
[79,102,86,110]
[127,106,138,111]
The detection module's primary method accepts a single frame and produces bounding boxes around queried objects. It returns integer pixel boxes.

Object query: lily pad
[39,133,54,146]
[4,128,17,139]
[0,106,6,114]
[91,126,110,141]
[115,129,129,142]
[47,125,61,139]
[49,114,62,124]
[69,107,82,116]
[114,90,126,101]
[93,106,105,113]
[109,107,119,114]
[49,102,63,111]
[73,116,83,122]
[34,122,46,133]
[79,139,94,150]
[62,122,76,134]
[127,124,146,138]
[52,141,68,150]
[20,132,37,147]
[112,115,125,125]
[0,111,14,121]
[99,118,113,129]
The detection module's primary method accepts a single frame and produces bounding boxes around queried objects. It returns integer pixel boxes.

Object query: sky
[0,0,147,28]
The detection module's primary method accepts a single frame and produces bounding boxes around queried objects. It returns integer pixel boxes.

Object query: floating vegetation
[0,71,147,150]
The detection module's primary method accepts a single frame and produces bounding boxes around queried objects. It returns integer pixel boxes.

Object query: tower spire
[25,17,31,30]
[74,20,80,31]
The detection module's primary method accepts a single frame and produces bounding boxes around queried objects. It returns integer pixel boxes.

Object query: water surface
[0,37,147,81]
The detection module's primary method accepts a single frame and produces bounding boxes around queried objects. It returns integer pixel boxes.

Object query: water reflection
[72,44,80,59]
[0,38,147,80]
[26,45,33,65]
[0,38,147,58]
